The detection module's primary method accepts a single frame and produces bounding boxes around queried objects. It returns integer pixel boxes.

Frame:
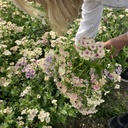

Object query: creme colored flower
[51,100,57,106]
[3,50,12,55]
[114,84,120,89]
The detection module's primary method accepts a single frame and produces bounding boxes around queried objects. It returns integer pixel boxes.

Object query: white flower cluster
[0,19,23,36]
[0,43,12,56]
[38,110,50,123]
[3,106,12,114]
[20,47,42,60]
[0,77,11,87]
[27,108,38,121]
[21,108,51,123]
[17,116,24,126]
[20,86,31,97]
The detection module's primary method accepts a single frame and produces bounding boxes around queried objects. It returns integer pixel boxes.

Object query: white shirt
[75,0,128,42]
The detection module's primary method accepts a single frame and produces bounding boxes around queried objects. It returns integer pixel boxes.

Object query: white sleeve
[75,0,103,43]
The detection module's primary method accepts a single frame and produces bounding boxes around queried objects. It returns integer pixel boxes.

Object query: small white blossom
[21,109,27,115]
[3,107,12,114]
[37,94,41,99]
[38,110,50,123]
[51,100,57,106]
[3,50,12,55]
[27,108,38,121]
[114,84,120,89]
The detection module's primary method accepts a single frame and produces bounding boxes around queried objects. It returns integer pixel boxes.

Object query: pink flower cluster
[15,57,27,68]
[22,64,36,79]
[76,36,105,60]
[43,36,122,115]
[43,53,55,77]
[15,57,36,79]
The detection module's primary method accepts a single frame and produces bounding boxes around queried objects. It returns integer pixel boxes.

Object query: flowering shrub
[43,35,122,115]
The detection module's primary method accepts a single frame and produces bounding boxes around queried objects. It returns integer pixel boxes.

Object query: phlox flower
[3,107,12,114]
[67,28,73,35]
[22,64,36,79]
[51,99,57,106]
[17,121,24,126]
[103,69,113,80]
[17,116,23,120]
[78,35,87,45]
[87,95,104,108]
[21,109,28,115]
[58,67,65,76]
[66,93,83,109]
[97,49,105,58]
[92,84,100,91]
[0,77,10,87]
[43,54,55,77]
[0,44,7,49]
[78,107,97,115]
[63,51,70,58]
[58,56,66,63]
[37,94,41,99]
[111,72,121,82]
[115,65,122,75]
[56,82,67,94]
[90,73,95,81]
[27,108,38,121]
[89,43,97,50]
[36,38,48,46]
[70,75,85,87]
[3,50,12,56]
[96,42,104,50]
[59,47,65,55]
[49,31,57,39]
[104,91,110,96]
[114,84,120,89]
[51,40,56,48]
[34,47,42,56]
[99,77,106,86]
[10,46,19,52]
[20,86,31,97]
[38,110,50,123]
[15,57,27,68]
[36,58,44,70]
[83,49,92,57]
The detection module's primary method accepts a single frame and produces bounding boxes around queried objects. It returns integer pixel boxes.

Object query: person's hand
[104,40,123,56]
[104,34,128,56]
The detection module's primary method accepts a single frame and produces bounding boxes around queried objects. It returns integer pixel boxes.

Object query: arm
[75,0,103,43]
[104,33,128,56]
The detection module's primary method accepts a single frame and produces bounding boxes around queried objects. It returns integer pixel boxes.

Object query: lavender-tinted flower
[115,66,122,75]
[107,73,113,80]
[15,57,27,68]
[22,65,36,79]
[43,54,55,77]
[44,55,53,64]
[103,69,108,76]
[36,38,48,46]
[103,69,113,80]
